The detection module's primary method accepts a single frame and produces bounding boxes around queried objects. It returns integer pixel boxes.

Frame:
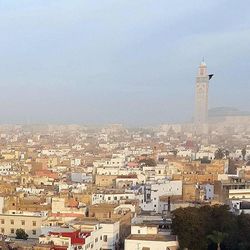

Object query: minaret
[194,60,209,130]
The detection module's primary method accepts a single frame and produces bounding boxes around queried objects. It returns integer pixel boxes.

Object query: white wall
[125,238,178,250]
[140,181,182,213]
[100,222,120,250]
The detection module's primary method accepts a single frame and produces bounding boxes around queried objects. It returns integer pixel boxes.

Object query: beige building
[95,175,117,187]
[88,203,132,242]
[0,213,45,239]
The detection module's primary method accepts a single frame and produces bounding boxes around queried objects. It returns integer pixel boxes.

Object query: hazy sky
[0,0,249,125]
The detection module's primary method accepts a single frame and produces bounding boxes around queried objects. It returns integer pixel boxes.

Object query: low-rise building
[0,212,46,239]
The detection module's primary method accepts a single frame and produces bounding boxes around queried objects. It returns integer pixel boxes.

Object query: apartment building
[0,212,45,238]
[125,224,179,250]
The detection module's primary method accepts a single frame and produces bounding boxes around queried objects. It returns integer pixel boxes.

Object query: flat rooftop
[126,234,177,242]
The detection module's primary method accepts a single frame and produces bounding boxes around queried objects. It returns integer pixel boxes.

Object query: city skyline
[0,2,250,249]
[0,1,249,125]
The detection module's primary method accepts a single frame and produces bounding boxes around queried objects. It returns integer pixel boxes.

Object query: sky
[0,0,249,125]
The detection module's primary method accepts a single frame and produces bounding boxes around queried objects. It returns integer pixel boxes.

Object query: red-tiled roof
[49,230,90,245]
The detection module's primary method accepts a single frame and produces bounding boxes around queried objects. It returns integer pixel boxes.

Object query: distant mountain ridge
[208,107,250,117]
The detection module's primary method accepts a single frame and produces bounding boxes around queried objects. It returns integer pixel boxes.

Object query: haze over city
[1,2,250,250]
[0,0,249,125]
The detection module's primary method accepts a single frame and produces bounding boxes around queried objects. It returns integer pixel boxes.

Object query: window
[32,230,36,235]
[21,220,25,225]
[138,230,141,234]
[114,196,117,200]
[1,228,4,233]
[32,221,36,226]
[108,197,111,200]
[11,228,14,234]
[103,235,108,242]
[95,237,98,243]
[1,219,4,224]
[10,220,14,225]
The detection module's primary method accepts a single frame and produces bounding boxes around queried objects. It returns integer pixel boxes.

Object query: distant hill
[208,107,250,117]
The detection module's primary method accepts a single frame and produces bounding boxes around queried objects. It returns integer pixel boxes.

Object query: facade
[100,221,120,250]
[92,192,136,205]
[0,213,45,239]
[0,163,12,175]
[229,189,250,200]
[125,225,178,250]
[125,234,179,250]
[140,180,182,213]
[40,227,103,250]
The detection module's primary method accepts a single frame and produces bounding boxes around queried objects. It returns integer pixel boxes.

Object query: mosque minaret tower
[194,60,210,132]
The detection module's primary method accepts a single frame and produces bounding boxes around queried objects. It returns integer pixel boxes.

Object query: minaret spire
[194,61,209,133]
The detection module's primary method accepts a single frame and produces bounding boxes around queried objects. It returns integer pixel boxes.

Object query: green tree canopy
[16,228,28,240]
[214,148,225,160]
[172,205,250,250]
[138,158,156,166]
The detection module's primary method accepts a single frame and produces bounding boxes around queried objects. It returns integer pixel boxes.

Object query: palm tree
[225,150,230,159]
[242,148,247,161]
[214,148,225,160]
[207,231,228,250]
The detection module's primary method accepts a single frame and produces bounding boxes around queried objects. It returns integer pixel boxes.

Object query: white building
[0,163,12,175]
[200,184,214,200]
[229,189,250,200]
[125,224,178,250]
[92,192,136,205]
[40,222,103,250]
[140,180,182,213]
[100,221,120,250]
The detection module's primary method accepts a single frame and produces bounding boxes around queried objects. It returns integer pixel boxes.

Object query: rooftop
[126,234,177,242]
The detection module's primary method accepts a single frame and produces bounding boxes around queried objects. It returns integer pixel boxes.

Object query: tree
[172,150,178,157]
[237,213,250,249]
[16,229,28,240]
[138,158,156,166]
[171,205,250,250]
[224,150,230,159]
[242,148,247,161]
[207,231,228,250]
[214,148,225,160]
[171,207,208,250]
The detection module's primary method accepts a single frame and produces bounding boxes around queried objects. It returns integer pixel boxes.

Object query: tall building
[194,61,209,127]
